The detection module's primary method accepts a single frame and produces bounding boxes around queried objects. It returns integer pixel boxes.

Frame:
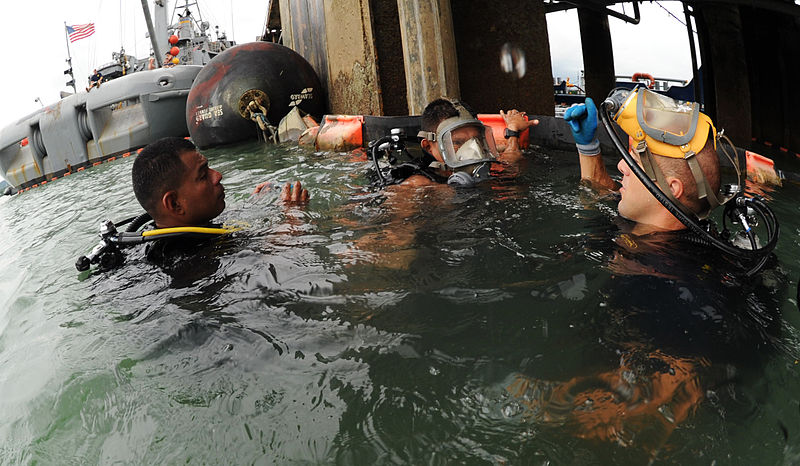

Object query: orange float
[315,115,364,152]
[310,113,529,153]
[478,114,530,152]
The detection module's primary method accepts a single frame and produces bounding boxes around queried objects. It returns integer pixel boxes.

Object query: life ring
[631,72,655,89]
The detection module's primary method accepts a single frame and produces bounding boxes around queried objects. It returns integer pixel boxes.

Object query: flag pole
[64,22,72,61]
[64,22,76,93]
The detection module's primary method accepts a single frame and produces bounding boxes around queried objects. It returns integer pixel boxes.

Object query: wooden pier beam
[396,0,461,115]
[451,0,554,115]
[323,0,382,114]
[277,0,382,115]
[577,8,615,106]
[696,4,751,147]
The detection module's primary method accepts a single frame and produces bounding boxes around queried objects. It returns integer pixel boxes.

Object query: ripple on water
[0,144,799,463]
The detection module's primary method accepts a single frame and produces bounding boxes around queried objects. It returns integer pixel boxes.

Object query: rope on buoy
[246,100,277,143]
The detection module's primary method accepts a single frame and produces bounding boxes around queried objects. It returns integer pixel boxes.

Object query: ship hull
[0,66,203,189]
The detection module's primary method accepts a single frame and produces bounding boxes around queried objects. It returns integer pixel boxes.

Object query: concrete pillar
[698,5,751,147]
[397,0,461,115]
[577,9,615,105]
[451,0,553,115]
[323,0,382,115]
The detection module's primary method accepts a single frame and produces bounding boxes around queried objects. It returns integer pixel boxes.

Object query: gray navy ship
[0,1,234,192]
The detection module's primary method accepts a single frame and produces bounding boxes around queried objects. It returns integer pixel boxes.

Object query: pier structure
[266,0,800,154]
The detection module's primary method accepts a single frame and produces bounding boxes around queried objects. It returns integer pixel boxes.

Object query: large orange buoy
[186,42,325,149]
[168,35,179,45]
[170,46,180,56]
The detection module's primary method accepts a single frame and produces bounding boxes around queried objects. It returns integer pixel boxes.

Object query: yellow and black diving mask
[417,104,499,169]
[607,86,744,219]
[613,86,715,158]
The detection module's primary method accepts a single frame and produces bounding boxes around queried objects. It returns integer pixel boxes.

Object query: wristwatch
[504,128,520,139]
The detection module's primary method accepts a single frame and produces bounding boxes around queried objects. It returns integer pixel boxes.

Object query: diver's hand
[500,109,539,133]
[253,181,272,194]
[280,180,309,204]
[563,97,600,156]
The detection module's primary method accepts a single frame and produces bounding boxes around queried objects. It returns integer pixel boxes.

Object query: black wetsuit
[144,224,229,267]
[510,219,784,453]
[596,228,781,363]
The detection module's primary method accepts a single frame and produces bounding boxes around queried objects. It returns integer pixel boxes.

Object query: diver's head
[607,87,732,230]
[132,137,225,228]
[418,98,498,182]
[617,135,720,229]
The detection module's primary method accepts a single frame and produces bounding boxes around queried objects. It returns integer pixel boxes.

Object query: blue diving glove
[563,97,600,156]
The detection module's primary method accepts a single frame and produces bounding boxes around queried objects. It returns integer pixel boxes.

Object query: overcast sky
[0,1,696,181]
[547,1,698,84]
[0,0,268,129]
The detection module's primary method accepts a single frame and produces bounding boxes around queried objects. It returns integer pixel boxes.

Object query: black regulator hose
[125,212,153,232]
[369,136,392,187]
[598,101,779,270]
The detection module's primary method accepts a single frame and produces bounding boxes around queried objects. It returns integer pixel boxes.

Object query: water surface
[1,141,800,464]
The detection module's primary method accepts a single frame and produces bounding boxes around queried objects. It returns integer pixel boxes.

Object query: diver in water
[566,95,720,233]
[132,137,308,229]
[565,89,778,268]
[347,99,538,269]
[373,98,538,188]
[128,137,308,265]
[504,89,784,457]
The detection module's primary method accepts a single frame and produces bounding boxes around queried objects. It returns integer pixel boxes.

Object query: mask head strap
[634,141,700,221]
[416,102,475,141]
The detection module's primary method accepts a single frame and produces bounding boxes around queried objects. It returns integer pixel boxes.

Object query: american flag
[67,23,95,42]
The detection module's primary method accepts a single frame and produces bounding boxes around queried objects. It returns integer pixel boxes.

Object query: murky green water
[2,141,800,464]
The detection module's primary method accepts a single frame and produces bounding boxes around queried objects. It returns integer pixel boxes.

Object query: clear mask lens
[440,124,497,168]
[455,138,487,163]
[639,89,696,139]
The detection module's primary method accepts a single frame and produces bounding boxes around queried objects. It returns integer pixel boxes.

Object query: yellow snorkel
[141,225,240,238]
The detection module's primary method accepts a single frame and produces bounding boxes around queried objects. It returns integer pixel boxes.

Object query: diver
[371,98,538,188]
[503,88,785,455]
[132,137,308,226]
[76,137,308,271]
[133,137,308,262]
[563,88,778,275]
[347,99,538,270]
